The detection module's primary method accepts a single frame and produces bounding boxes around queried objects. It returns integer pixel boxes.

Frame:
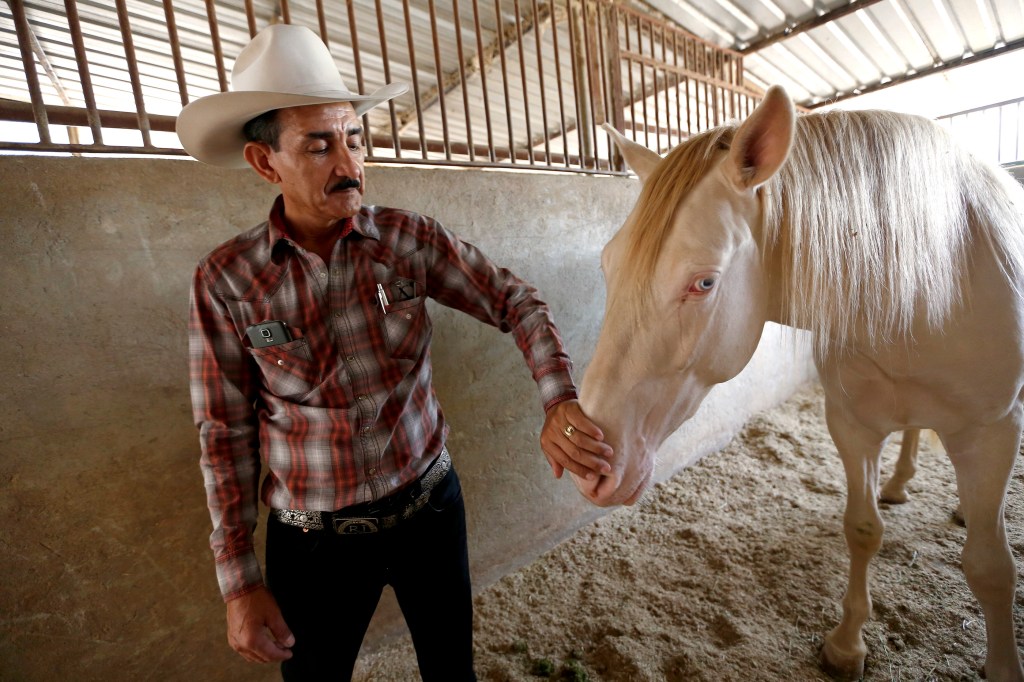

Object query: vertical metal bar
[582,0,601,167]
[471,0,495,162]
[244,0,257,37]
[547,0,568,167]
[637,16,648,147]
[316,0,329,44]
[203,0,228,92]
[530,0,551,164]
[494,0,516,164]
[718,51,724,123]
[65,0,103,143]
[625,13,637,141]
[673,29,682,146]
[573,0,591,168]
[998,105,1004,163]
[397,0,425,157]
[115,0,152,146]
[565,0,586,168]
[597,2,615,170]
[427,0,452,160]
[701,46,709,130]
[453,0,475,161]
[374,0,401,157]
[684,38,692,136]
[279,0,291,24]
[513,0,535,164]
[604,3,624,138]
[650,22,660,153]
[1016,101,1021,163]
[346,0,375,157]
[161,0,189,108]
[10,0,51,143]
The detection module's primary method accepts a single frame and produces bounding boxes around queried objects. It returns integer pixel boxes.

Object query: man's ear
[243,142,281,184]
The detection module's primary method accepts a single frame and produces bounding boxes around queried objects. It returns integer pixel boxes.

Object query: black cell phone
[245,320,293,348]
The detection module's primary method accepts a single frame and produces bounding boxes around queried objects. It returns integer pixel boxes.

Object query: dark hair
[242,109,281,150]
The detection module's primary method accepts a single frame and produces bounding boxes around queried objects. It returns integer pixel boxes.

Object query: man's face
[258,102,366,230]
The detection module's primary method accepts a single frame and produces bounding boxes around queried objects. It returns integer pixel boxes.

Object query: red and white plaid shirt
[189,196,577,600]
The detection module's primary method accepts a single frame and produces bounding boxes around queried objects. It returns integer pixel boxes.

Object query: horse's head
[576,86,796,507]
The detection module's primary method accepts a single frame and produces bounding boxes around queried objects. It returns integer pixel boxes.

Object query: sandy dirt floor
[353,382,1024,681]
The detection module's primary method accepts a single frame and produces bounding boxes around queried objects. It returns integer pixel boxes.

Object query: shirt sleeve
[423,219,578,411]
[189,263,264,602]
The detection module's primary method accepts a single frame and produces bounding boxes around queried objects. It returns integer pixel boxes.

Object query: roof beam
[739,0,884,54]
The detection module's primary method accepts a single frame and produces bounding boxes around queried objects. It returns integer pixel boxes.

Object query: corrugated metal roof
[2,0,1021,157]
[643,0,1024,109]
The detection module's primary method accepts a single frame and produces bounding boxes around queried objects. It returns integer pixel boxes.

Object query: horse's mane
[623,109,1024,354]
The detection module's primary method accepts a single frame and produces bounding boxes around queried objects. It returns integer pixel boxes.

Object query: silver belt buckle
[332,517,379,534]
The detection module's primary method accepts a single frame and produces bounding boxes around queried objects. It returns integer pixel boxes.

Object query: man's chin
[326,192,362,217]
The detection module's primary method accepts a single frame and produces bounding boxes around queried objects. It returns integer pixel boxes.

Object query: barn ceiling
[1,0,1020,139]
[644,0,1024,108]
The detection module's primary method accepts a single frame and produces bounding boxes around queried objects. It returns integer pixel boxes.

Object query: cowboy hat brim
[176,81,407,169]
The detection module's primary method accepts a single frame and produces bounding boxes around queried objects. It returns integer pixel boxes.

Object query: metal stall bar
[161,0,189,108]
[114,0,152,146]
[452,0,475,162]
[547,0,567,166]
[470,0,495,162]
[346,0,375,157]
[400,0,426,158]
[244,0,257,37]
[9,0,50,143]
[65,0,103,144]
[513,0,534,164]
[202,0,228,93]
[427,0,451,160]
[530,0,551,162]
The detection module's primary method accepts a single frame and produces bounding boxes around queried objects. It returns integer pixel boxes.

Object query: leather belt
[273,447,452,534]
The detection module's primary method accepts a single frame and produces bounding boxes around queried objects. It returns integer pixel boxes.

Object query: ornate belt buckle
[333,517,379,534]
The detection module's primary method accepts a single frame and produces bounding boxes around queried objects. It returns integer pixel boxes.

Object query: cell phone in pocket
[245,320,294,348]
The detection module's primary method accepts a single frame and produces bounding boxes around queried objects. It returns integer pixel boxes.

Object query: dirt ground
[353,382,1024,681]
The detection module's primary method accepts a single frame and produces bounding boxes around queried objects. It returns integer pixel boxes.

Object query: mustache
[329,177,361,192]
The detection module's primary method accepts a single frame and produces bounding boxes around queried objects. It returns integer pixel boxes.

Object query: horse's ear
[724,85,795,191]
[602,123,661,183]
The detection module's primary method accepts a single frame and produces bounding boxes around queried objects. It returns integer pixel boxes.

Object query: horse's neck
[758,233,793,330]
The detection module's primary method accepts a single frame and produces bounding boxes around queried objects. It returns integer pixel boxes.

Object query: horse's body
[578,87,1024,679]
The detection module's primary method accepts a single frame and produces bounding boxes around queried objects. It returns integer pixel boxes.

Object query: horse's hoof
[820,642,866,680]
[879,485,908,505]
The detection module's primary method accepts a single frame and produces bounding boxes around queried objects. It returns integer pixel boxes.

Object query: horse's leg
[943,416,1024,681]
[819,402,887,680]
[879,428,920,504]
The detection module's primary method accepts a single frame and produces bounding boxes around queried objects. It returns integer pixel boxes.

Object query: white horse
[577,86,1024,680]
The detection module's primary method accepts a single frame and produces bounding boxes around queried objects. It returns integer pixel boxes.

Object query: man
[177,23,611,681]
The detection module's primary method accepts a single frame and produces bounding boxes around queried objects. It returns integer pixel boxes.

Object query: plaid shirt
[189,196,577,600]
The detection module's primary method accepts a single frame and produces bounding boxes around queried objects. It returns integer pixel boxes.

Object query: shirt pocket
[248,337,320,401]
[382,295,430,360]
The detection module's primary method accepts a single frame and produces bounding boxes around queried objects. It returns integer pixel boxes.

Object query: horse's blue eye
[698,278,715,290]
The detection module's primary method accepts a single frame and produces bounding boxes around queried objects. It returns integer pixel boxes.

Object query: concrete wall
[0,156,814,681]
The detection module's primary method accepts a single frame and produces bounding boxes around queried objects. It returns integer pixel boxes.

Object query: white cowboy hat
[176,23,408,168]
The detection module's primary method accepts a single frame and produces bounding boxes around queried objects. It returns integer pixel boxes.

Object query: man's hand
[226,586,295,664]
[541,399,613,480]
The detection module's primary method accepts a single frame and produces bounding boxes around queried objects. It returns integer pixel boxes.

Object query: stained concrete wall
[0,156,815,681]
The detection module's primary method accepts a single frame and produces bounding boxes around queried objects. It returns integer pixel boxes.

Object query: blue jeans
[266,466,476,681]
